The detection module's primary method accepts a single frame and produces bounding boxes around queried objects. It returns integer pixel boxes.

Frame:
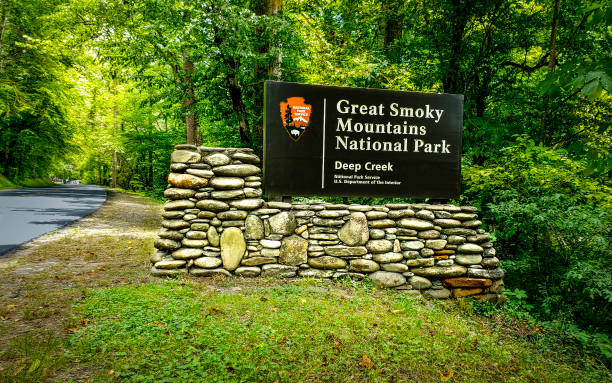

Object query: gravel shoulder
[0,190,161,380]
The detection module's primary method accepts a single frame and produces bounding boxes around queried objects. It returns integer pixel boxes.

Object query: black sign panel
[264,81,463,199]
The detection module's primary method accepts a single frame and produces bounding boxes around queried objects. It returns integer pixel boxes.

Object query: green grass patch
[67,279,609,382]
[0,174,55,189]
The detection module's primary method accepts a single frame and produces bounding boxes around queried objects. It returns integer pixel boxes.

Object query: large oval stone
[349,259,380,273]
[204,153,231,166]
[210,177,245,190]
[230,199,264,210]
[232,152,260,164]
[372,252,403,263]
[186,169,214,178]
[308,256,347,269]
[366,239,393,253]
[171,150,201,163]
[164,199,195,211]
[338,212,369,246]
[398,218,434,230]
[269,212,296,235]
[245,215,264,239]
[261,264,297,278]
[154,260,186,269]
[211,190,244,200]
[370,271,406,288]
[442,277,492,288]
[235,266,261,277]
[213,164,260,177]
[194,257,223,269]
[467,267,504,279]
[455,254,482,265]
[217,210,248,220]
[409,276,432,289]
[458,243,484,254]
[172,248,204,259]
[164,188,196,200]
[161,219,190,230]
[279,235,308,266]
[220,227,245,271]
[168,173,208,189]
[196,199,229,211]
[241,257,276,266]
[434,219,462,228]
[154,238,181,251]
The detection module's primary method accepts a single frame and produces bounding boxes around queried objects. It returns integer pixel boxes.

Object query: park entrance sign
[264,81,464,199]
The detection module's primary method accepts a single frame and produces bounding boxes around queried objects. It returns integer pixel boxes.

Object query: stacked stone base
[151,145,504,302]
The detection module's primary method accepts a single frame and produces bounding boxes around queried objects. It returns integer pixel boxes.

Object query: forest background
[0,0,610,363]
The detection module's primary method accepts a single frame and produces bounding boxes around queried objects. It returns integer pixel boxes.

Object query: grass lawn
[0,175,55,190]
[0,190,608,382]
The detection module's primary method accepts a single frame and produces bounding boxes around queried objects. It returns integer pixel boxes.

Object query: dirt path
[0,190,161,380]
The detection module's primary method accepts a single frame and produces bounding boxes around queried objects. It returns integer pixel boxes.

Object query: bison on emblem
[280,97,312,142]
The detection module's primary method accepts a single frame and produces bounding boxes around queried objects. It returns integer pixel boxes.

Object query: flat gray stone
[235,266,261,277]
[194,257,223,269]
[171,150,201,163]
[349,259,380,273]
[190,267,231,277]
[398,218,434,230]
[324,246,368,257]
[370,271,406,288]
[308,256,347,269]
[196,199,229,212]
[213,164,260,177]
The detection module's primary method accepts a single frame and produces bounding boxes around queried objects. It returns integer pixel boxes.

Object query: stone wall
[151,145,504,301]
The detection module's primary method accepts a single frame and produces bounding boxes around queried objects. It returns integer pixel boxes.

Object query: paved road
[0,185,107,256]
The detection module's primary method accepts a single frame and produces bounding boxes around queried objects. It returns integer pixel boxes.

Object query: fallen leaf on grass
[27,359,40,374]
[360,355,374,369]
[66,327,78,333]
[440,369,454,381]
[288,356,297,361]
[272,306,279,312]
[108,370,115,377]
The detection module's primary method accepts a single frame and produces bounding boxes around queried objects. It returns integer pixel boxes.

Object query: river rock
[196,199,229,212]
[190,268,231,277]
[230,199,264,210]
[261,248,280,257]
[423,288,451,299]
[211,190,244,200]
[299,269,334,278]
[172,248,204,259]
[168,173,208,189]
[324,246,368,257]
[235,266,261,277]
[220,227,246,271]
[411,265,467,278]
[381,263,409,272]
[366,239,393,253]
[368,219,395,228]
[158,229,184,241]
[232,152,260,164]
[405,258,435,267]
[308,256,346,269]
[279,235,308,266]
[372,252,403,263]
[269,212,296,235]
[349,259,380,272]
[481,257,499,268]
[213,164,260,177]
[398,218,434,230]
[154,260,186,269]
[415,210,435,220]
[245,215,264,239]
[452,288,483,298]
[455,255,482,265]
[261,264,297,278]
[401,241,424,251]
[409,276,432,289]
[433,219,462,228]
[154,238,181,251]
[204,153,231,166]
[442,277,492,288]
[468,267,504,279]
[164,200,195,211]
[217,210,248,220]
[194,257,223,269]
[171,150,201,163]
[164,188,196,200]
[182,238,208,248]
[447,235,466,245]
[241,257,276,266]
[186,169,214,178]
[458,243,484,254]
[370,271,406,288]
[388,209,415,219]
[210,177,245,190]
[425,239,447,250]
[161,219,190,230]
[338,212,369,246]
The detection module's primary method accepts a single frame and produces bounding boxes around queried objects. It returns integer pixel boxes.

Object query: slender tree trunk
[0,1,11,73]
[111,78,118,188]
[442,0,468,94]
[212,23,252,146]
[540,0,561,145]
[251,0,283,149]
[182,53,200,146]
[148,150,153,187]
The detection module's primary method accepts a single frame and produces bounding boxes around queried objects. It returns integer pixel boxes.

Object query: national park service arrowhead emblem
[280,97,312,142]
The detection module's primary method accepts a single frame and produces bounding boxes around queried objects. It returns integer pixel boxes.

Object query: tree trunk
[212,22,252,146]
[111,78,118,188]
[0,1,11,73]
[182,53,200,145]
[251,0,283,149]
[148,150,153,187]
[442,0,468,94]
[540,0,561,145]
